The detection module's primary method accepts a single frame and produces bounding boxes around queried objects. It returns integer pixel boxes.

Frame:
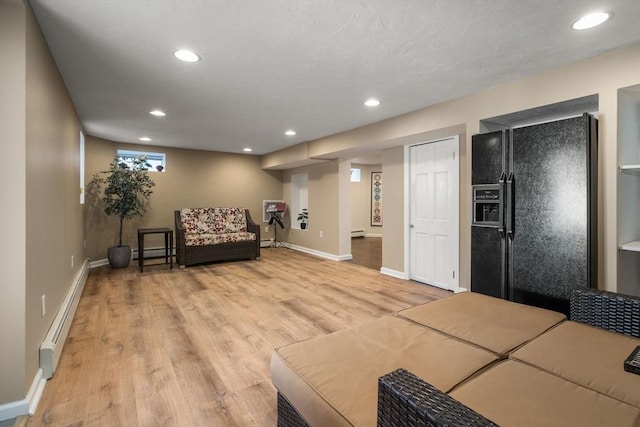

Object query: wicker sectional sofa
[174,207,260,267]
[271,289,640,426]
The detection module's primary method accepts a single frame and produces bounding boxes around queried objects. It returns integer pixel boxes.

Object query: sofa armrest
[245,209,260,258]
[378,369,496,427]
[174,210,186,265]
[570,289,640,338]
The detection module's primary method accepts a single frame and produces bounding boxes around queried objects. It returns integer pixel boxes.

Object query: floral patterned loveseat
[174,207,260,267]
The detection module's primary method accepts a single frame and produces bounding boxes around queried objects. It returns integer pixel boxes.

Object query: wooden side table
[137,227,173,272]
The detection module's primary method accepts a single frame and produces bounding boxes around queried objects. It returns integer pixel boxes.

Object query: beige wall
[350,164,384,237]
[281,161,385,258]
[84,137,283,260]
[0,0,85,407]
[0,0,27,406]
[265,44,640,292]
[381,147,406,273]
[282,161,342,255]
[337,159,351,257]
[25,0,85,394]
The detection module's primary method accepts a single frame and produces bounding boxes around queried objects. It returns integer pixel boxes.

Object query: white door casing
[409,137,459,290]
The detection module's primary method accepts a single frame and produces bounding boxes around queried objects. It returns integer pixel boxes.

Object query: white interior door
[409,137,459,290]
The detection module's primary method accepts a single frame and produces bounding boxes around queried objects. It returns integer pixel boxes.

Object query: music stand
[266,202,286,247]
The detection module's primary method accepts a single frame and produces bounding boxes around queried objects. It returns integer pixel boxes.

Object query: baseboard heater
[351,229,365,238]
[260,238,274,248]
[40,260,90,380]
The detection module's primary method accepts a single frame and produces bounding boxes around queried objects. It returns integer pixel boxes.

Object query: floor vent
[351,230,366,238]
[40,261,89,380]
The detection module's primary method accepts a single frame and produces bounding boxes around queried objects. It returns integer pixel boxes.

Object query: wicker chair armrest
[570,289,640,338]
[245,209,259,234]
[174,210,185,236]
[174,210,186,265]
[378,369,496,427]
[244,209,260,257]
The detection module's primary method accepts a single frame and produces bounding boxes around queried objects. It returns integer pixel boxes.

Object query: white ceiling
[30,0,640,156]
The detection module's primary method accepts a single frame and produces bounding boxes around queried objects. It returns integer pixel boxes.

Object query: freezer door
[471,226,506,298]
[472,131,505,185]
[509,115,595,313]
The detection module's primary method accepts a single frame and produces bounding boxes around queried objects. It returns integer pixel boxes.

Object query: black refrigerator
[471,113,598,314]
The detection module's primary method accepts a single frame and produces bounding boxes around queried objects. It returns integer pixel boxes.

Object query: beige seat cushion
[450,360,640,427]
[271,315,499,427]
[511,320,640,408]
[397,292,566,355]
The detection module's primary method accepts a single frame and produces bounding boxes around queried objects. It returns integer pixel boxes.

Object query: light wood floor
[28,248,450,426]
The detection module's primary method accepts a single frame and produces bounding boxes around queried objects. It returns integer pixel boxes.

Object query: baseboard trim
[0,368,45,421]
[92,244,355,265]
[89,258,109,268]
[380,267,408,280]
[90,246,177,269]
[132,246,176,260]
[28,370,46,416]
[365,233,383,238]
[287,244,352,262]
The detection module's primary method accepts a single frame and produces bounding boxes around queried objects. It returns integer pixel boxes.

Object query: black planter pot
[300,223,307,230]
[107,245,132,269]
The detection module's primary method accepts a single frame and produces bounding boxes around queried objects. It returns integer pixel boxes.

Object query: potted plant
[91,155,155,268]
[297,209,308,229]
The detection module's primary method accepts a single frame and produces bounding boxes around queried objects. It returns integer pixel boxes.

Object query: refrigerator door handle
[498,172,506,238]
[506,173,515,239]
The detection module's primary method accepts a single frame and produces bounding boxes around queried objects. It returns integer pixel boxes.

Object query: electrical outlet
[265,225,269,232]
[41,295,46,317]
[71,255,74,268]
[319,231,323,238]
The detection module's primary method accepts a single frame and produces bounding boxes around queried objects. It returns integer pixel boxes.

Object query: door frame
[404,135,460,291]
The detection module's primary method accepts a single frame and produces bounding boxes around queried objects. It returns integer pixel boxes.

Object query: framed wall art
[371,171,383,226]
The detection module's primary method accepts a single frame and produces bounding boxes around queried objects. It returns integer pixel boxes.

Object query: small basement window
[117,149,166,172]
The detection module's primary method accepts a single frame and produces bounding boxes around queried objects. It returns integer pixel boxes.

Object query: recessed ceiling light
[572,12,610,30]
[285,130,297,136]
[139,136,152,142]
[364,98,381,107]
[174,49,200,62]
[243,147,253,152]
[149,109,166,117]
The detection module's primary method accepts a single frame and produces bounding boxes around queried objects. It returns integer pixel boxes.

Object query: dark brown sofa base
[277,393,309,427]
[378,369,496,427]
[570,288,640,337]
[174,209,260,267]
[176,240,259,267]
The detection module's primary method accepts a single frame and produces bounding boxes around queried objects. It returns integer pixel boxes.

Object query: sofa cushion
[180,207,215,234]
[511,320,640,408]
[212,207,247,233]
[184,232,256,246]
[450,360,640,427]
[271,315,499,427]
[180,207,247,235]
[397,292,566,355]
